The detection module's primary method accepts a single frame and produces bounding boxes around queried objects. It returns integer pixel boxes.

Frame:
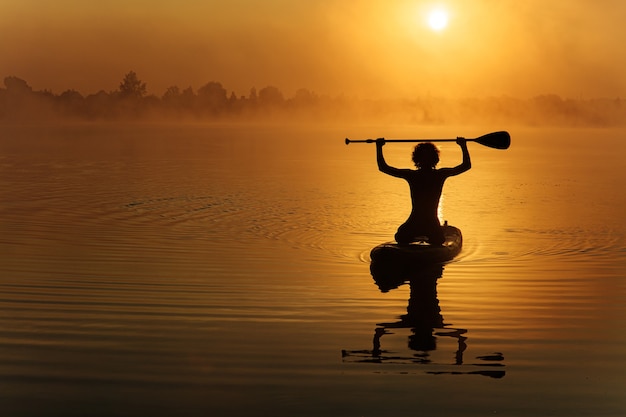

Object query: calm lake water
[1,123,625,416]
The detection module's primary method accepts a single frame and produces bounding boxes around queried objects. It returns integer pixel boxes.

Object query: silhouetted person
[376,137,471,245]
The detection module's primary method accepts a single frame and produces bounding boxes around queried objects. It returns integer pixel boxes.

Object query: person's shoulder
[435,167,456,176]
[396,167,416,178]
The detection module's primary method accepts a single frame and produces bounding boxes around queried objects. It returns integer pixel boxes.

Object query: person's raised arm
[447,137,471,176]
[376,139,409,178]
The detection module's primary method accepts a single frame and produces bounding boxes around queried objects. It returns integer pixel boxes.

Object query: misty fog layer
[1,73,624,127]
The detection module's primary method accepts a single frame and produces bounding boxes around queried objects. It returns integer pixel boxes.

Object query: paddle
[345,131,510,150]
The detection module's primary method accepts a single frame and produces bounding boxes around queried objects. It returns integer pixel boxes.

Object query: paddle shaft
[345,131,510,149]
[346,138,467,144]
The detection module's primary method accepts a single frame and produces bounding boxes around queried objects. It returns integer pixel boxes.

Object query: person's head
[412,143,440,169]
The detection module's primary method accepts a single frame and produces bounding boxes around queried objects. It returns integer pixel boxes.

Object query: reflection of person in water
[374,265,467,362]
[343,265,505,377]
[376,137,471,245]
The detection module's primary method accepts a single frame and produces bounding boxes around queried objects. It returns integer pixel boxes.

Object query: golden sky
[1,0,625,98]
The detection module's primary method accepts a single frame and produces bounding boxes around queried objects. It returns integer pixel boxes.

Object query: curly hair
[412,143,440,169]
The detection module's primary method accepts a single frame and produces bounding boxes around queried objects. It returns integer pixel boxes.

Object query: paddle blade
[474,131,510,149]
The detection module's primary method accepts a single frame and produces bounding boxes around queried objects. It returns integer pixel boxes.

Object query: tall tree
[258,86,284,107]
[118,71,147,98]
[4,76,32,95]
[197,81,227,113]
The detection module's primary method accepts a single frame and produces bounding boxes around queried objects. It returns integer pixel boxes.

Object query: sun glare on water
[427,8,449,31]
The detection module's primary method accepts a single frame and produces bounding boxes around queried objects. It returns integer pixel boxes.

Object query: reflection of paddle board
[370,224,462,267]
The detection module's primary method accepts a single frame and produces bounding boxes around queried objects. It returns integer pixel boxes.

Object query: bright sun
[427,8,449,31]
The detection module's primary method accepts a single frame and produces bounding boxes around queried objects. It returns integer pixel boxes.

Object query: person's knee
[394,227,412,244]
[394,232,408,244]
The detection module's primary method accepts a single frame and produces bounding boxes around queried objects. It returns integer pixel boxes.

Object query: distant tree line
[1,71,625,126]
